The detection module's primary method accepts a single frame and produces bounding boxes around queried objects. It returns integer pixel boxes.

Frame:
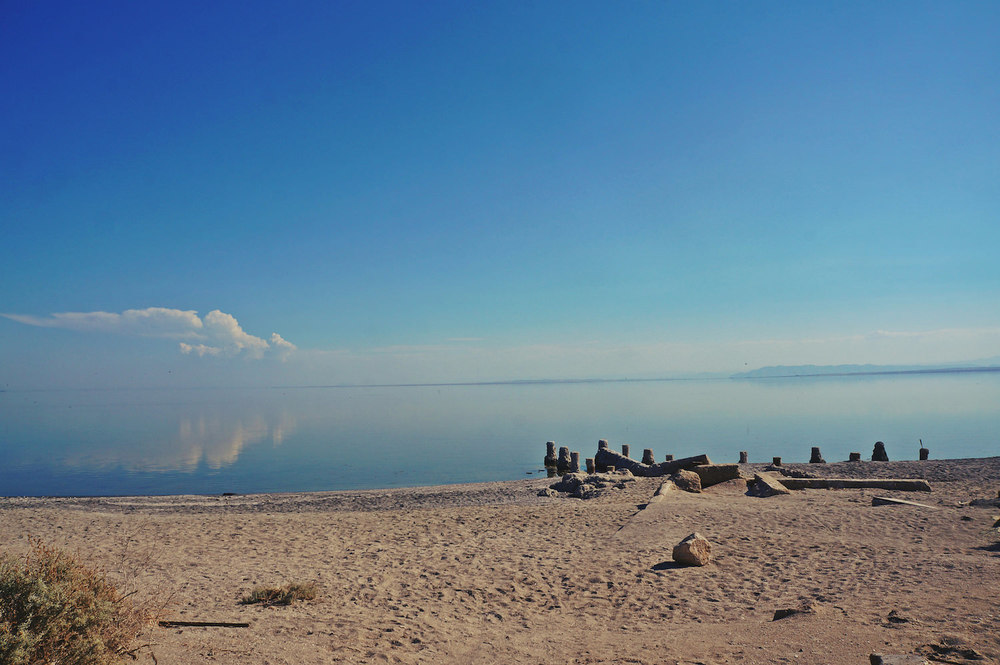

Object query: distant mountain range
[731,360,1000,379]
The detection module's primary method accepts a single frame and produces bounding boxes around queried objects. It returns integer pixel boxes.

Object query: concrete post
[621,444,630,458]
[570,451,581,473]
[872,441,889,461]
[557,446,572,473]
[544,441,557,468]
[772,456,782,466]
[664,454,674,462]
[809,446,826,464]
[585,458,595,474]
[641,448,655,465]
[739,451,749,464]
[849,452,861,462]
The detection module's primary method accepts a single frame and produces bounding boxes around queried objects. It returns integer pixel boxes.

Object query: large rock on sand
[672,532,712,566]
[670,469,702,493]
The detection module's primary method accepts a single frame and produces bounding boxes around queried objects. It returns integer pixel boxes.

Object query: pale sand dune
[2,458,999,664]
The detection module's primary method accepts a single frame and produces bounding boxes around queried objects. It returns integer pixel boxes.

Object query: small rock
[672,532,712,566]
[537,488,558,497]
[670,469,702,493]
[886,609,910,624]
[772,601,822,621]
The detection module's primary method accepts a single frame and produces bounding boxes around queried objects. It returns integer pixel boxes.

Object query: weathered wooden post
[585,458,595,474]
[557,446,572,473]
[642,448,655,465]
[872,441,889,461]
[849,452,861,462]
[621,444,630,458]
[809,446,826,464]
[739,451,749,464]
[772,456,782,466]
[919,439,929,461]
[570,451,581,473]
[544,441,557,468]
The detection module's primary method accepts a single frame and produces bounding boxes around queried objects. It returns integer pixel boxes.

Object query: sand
[2,457,999,664]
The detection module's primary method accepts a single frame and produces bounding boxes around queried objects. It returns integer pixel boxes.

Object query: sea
[1,371,998,497]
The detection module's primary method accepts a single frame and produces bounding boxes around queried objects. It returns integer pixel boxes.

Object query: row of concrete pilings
[544,439,930,475]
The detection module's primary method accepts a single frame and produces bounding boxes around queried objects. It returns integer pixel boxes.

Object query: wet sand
[2,457,999,664]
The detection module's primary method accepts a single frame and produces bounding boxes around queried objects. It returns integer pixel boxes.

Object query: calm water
[2,372,998,496]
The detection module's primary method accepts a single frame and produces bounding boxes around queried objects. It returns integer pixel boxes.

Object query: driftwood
[871,496,936,508]
[158,620,250,628]
[593,449,711,477]
[778,478,931,492]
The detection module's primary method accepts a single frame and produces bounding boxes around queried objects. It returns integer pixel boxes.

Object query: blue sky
[2,1,998,388]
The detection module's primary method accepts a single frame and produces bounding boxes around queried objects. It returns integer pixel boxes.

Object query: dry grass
[239,581,318,607]
[0,538,154,665]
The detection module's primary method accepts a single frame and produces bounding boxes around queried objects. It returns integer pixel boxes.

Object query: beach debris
[739,450,748,463]
[557,447,572,474]
[544,441,557,468]
[750,472,791,497]
[809,446,826,464]
[641,448,655,465]
[872,441,890,461]
[968,497,1000,508]
[772,456,782,466]
[849,452,862,461]
[593,448,711,477]
[672,532,712,566]
[690,464,746,488]
[917,634,988,663]
[779,478,931,492]
[669,469,702,493]
[159,620,250,628]
[872,496,936,508]
[919,439,929,461]
[869,654,929,665]
[548,470,636,499]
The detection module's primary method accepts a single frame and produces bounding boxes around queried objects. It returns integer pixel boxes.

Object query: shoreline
[2,456,999,513]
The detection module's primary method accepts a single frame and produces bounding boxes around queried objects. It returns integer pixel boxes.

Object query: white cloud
[3,307,203,338]
[179,342,222,357]
[203,310,270,357]
[2,307,295,360]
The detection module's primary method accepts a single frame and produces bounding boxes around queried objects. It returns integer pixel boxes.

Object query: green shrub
[240,581,317,606]
[0,539,151,665]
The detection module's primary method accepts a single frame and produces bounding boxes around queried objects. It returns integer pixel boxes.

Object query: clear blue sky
[2,1,998,388]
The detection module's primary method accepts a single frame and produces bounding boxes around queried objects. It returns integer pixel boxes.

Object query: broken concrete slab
[750,472,791,497]
[778,478,931,492]
[593,449,711,477]
[689,463,745,488]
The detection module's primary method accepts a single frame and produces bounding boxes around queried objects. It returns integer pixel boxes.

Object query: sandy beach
[2,457,999,664]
